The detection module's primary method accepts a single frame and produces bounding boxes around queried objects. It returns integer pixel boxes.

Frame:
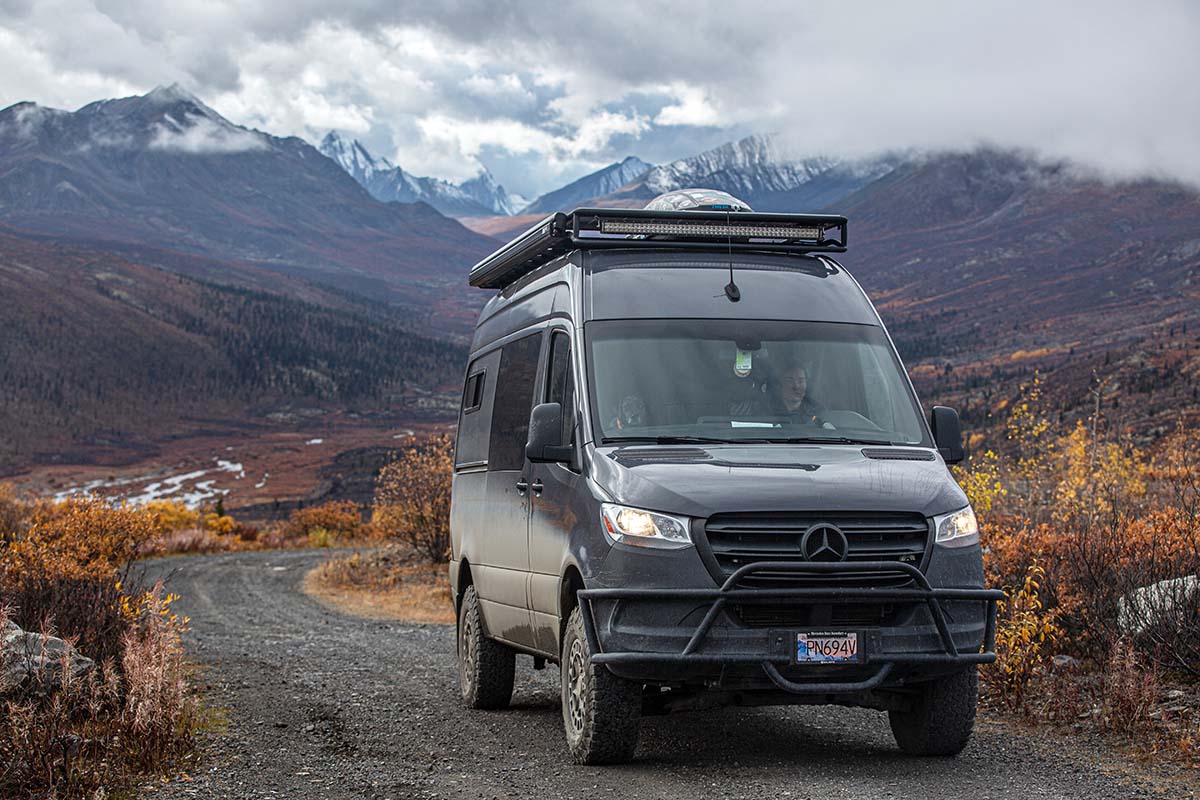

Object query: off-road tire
[888,667,978,756]
[560,606,641,764]
[457,585,515,710]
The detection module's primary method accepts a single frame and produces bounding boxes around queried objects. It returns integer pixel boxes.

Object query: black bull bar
[577,561,1005,695]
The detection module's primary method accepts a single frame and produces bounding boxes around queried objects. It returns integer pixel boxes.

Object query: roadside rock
[1117,575,1200,634]
[1,619,95,696]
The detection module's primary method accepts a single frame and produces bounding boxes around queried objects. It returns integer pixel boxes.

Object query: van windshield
[585,319,929,446]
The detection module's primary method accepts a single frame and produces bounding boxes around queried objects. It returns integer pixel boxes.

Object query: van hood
[589,444,967,520]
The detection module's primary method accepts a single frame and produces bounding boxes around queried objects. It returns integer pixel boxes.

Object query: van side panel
[471,282,567,353]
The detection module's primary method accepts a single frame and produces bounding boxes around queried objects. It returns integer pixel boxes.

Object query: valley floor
[9,418,444,518]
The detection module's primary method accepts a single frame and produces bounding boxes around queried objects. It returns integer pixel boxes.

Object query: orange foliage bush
[277,500,365,547]
[1,497,159,584]
[372,434,454,563]
[0,491,203,796]
[959,379,1200,758]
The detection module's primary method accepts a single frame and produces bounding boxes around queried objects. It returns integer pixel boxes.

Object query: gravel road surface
[141,550,1178,800]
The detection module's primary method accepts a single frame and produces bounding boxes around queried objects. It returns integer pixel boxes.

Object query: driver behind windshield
[773,363,830,427]
[731,362,832,428]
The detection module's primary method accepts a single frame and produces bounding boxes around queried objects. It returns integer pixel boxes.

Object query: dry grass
[304,548,453,625]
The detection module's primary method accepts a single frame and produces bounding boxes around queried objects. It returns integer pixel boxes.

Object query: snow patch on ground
[216,459,246,479]
[48,456,244,509]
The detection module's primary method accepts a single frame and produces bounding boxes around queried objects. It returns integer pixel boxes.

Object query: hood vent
[611,448,712,465]
[861,448,936,462]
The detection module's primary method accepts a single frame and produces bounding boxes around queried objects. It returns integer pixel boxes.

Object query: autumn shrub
[960,379,1200,758]
[0,482,26,539]
[152,526,230,555]
[136,499,258,555]
[372,434,454,563]
[1096,638,1161,736]
[2,496,156,583]
[985,561,1062,711]
[142,499,202,532]
[117,582,200,770]
[277,500,364,547]
[0,490,203,796]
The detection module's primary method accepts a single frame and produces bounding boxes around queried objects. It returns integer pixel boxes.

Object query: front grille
[733,602,898,628]
[702,510,930,588]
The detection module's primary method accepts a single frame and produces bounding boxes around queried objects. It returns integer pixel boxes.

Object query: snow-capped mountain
[521,156,652,214]
[318,131,518,216]
[596,134,898,212]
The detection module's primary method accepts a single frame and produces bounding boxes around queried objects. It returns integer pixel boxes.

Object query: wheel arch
[558,563,586,653]
[455,558,474,616]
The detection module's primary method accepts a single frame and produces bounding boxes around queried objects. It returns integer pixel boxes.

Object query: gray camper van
[449,197,1001,765]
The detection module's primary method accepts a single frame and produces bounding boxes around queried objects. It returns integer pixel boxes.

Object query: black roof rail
[468,207,848,289]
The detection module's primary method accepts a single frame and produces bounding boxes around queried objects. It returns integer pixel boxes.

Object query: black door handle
[531,479,543,496]
[515,478,528,495]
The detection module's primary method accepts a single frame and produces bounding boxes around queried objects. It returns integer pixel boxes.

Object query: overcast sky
[1,0,1197,198]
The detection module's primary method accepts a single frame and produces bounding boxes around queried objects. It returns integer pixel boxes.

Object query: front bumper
[578,560,1003,695]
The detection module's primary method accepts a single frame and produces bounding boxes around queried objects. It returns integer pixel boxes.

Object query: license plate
[796,632,860,664]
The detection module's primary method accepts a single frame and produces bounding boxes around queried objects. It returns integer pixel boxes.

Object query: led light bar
[468,207,848,289]
[600,219,823,240]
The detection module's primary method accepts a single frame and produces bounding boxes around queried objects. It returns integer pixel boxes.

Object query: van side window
[546,331,575,447]
[462,371,485,413]
[455,351,499,468]
[487,333,542,471]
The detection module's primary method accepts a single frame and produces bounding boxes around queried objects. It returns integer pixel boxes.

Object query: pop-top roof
[468,207,848,290]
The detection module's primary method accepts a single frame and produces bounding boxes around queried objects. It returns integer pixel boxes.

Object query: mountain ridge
[0,87,496,315]
[520,156,652,214]
[319,131,519,216]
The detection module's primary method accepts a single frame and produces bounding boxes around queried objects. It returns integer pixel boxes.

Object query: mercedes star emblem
[800,524,849,562]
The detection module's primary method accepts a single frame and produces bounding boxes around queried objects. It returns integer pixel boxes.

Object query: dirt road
[143,550,1177,799]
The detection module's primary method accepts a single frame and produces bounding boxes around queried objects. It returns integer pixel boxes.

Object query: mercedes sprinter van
[449,193,1001,764]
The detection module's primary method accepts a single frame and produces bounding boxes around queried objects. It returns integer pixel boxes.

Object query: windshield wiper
[758,436,898,446]
[602,436,739,445]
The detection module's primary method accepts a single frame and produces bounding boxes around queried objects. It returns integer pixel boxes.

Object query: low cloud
[149,115,268,154]
[0,1,1197,194]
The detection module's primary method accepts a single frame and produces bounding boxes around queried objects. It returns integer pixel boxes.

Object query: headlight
[601,504,692,549]
[934,506,979,548]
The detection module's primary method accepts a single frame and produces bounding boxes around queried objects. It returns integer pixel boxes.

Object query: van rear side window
[462,371,485,413]
[455,351,499,468]
[488,333,542,471]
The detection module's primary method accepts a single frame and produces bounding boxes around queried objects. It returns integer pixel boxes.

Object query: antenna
[723,209,740,302]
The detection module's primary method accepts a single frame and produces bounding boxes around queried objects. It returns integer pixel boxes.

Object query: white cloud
[654,84,721,127]
[1,1,1197,193]
[149,115,268,154]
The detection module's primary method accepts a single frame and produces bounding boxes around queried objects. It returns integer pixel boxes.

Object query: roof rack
[468,207,848,289]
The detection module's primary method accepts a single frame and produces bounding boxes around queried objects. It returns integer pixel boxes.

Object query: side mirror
[526,403,574,464]
[930,406,965,465]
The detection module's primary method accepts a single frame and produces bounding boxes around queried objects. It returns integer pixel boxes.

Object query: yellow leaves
[142,500,201,533]
[988,560,1063,711]
[0,496,161,584]
[954,448,1006,513]
[202,513,237,536]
